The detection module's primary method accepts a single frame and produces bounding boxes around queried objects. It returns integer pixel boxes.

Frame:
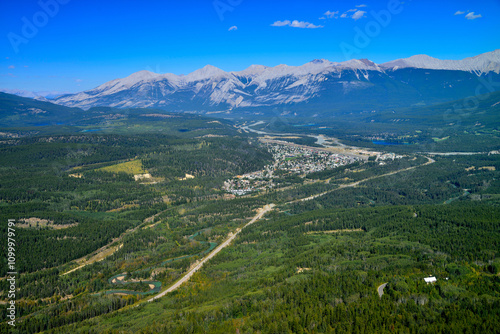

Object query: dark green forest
[0,107,499,333]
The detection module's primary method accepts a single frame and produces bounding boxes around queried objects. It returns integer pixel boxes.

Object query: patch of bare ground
[151,267,166,278]
[134,173,152,181]
[107,204,140,213]
[178,173,195,181]
[143,221,162,229]
[17,218,78,230]
[466,166,495,171]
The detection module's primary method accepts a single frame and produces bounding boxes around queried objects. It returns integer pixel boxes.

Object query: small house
[424,276,437,284]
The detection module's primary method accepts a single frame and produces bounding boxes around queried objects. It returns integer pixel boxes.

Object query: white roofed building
[424,276,437,284]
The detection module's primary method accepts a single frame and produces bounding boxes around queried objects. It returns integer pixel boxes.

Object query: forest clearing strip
[60,209,168,276]
[306,228,364,234]
[146,204,275,302]
[61,243,123,276]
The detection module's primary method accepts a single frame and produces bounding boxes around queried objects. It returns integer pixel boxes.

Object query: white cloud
[228,26,238,31]
[271,20,323,29]
[291,20,323,28]
[454,10,465,15]
[271,20,291,27]
[465,12,482,20]
[324,10,339,18]
[75,79,83,83]
[351,10,367,20]
[8,65,15,69]
[339,8,366,20]
[356,4,367,7]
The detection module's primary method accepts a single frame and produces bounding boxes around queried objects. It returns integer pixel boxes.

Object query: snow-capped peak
[337,59,381,71]
[92,70,161,95]
[234,65,269,77]
[126,70,159,81]
[50,49,500,111]
[185,65,228,82]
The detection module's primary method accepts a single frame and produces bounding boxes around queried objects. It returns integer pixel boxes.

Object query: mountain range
[20,50,500,115]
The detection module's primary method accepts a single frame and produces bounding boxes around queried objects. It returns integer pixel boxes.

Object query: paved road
[140,156,436,303]
[147,204,275,302]
[378,283,388,298]
[289,156,435,204]
[422,152,486,156]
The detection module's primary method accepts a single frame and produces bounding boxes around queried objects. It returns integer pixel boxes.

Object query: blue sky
[1,0,499,93]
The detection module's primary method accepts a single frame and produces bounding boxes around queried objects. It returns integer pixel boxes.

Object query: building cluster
[377,152,403,161]
[223,144,360,195]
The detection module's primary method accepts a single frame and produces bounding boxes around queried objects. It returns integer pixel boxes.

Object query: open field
[98,159,146,175]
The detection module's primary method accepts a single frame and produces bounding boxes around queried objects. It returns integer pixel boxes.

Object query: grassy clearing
[98,159,146,175]
[432,136,450,142]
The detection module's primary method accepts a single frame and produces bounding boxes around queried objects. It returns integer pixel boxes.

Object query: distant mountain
[47,50,500,114]
[0,92,81,127]
[0,89,69,100]
[380,50,500,74]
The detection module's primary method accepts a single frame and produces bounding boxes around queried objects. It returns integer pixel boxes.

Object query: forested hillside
[0,106,499,333]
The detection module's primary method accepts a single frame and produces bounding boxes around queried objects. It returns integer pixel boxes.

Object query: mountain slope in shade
[52,50,500,113]
[380,49,500,74]
[0,92,82,127]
